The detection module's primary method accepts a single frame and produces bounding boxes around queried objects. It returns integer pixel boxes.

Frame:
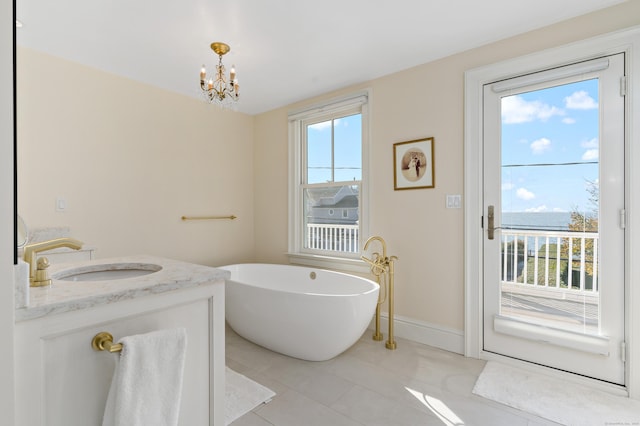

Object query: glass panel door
[482,54,625,384]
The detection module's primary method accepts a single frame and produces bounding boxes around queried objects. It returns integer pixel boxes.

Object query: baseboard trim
[368,313,464,355]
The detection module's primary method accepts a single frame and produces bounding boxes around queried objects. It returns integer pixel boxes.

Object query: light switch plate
[446,195,462,209]
[56,197,68,212]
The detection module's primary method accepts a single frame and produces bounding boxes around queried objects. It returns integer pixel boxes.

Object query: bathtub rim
[218,263,380,296]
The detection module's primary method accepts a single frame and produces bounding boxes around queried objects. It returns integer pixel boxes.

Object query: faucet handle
[32,256,52,287]
[37,256,50,270]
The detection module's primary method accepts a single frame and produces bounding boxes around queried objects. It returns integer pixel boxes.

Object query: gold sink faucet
[23,237,83,287]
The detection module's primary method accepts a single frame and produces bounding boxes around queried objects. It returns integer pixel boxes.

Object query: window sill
[287,252,371,274]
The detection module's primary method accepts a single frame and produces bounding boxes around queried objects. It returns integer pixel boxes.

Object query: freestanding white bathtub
[220,263,379,361]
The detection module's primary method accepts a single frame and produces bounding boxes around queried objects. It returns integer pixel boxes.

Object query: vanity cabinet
[15,281,225,426]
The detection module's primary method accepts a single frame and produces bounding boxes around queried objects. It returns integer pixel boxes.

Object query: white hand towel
[102,328,188,426]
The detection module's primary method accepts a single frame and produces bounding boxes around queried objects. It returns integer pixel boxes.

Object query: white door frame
[464,26,640,398]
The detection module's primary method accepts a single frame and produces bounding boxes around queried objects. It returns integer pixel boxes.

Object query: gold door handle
[488,205,495,240]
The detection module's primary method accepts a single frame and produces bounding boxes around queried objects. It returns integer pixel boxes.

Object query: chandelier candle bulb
[200,66,206,81]
[230,65,236,81]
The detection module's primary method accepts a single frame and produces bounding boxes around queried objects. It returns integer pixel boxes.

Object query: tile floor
[226,325,559,426]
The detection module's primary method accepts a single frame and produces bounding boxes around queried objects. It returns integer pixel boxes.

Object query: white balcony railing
[501,229,598,295]
[305,225,598,299]
[306,223,359,253]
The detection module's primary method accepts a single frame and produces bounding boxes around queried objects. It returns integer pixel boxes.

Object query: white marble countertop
[15,255,229,322]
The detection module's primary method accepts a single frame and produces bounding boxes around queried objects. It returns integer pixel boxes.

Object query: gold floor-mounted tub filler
[361,236,397,350]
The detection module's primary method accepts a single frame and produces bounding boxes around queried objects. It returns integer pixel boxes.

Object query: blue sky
[307,114,362,184]
[501,78,599,214]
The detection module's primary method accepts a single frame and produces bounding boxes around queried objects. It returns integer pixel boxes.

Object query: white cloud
[516,187,535,200]
[581,138,598,149]
[530,137,551,155]
[565,91,598,110]
[309,122,331,131]
[526,205,548,212]
[502,95,564,124]
[582,149,599,161]
[502,182,515,191]
[309,118,340,131]
[562,117,576,124]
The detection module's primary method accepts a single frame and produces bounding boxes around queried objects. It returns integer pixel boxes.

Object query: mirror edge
[12,0,17,265]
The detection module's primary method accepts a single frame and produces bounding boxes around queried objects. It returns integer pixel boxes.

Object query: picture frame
[393,137,435,190]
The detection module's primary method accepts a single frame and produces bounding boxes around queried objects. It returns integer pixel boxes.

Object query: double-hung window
[288,92,369,269]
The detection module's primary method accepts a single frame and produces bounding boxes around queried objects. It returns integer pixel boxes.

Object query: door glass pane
[500,79,600,336]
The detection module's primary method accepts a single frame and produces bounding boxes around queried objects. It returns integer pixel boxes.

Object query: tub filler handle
[91,332,123,353]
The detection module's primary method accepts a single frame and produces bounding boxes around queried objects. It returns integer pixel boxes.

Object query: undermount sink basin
[54,263,163,282]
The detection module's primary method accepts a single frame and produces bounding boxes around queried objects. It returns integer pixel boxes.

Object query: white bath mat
[225,367,275,425]
[472,361,640,425]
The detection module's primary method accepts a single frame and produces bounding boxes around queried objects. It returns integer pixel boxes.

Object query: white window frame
[288,90,371,272]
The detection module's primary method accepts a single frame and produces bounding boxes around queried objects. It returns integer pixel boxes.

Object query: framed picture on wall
[393,137,435,190]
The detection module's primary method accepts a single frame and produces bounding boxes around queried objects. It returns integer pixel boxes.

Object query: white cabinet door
[15,284,224,426]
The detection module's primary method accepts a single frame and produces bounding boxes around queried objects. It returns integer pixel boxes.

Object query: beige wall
[18,48,255,266]
[252,107,289,263]
[253,1,640,331]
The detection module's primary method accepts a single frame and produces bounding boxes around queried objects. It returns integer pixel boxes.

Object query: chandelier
[199,42,239,107]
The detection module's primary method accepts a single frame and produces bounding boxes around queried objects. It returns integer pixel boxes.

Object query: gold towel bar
[181,215,237,221]
[91,332,123,353]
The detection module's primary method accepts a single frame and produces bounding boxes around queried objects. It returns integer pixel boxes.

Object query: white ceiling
[16,0,625,115]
